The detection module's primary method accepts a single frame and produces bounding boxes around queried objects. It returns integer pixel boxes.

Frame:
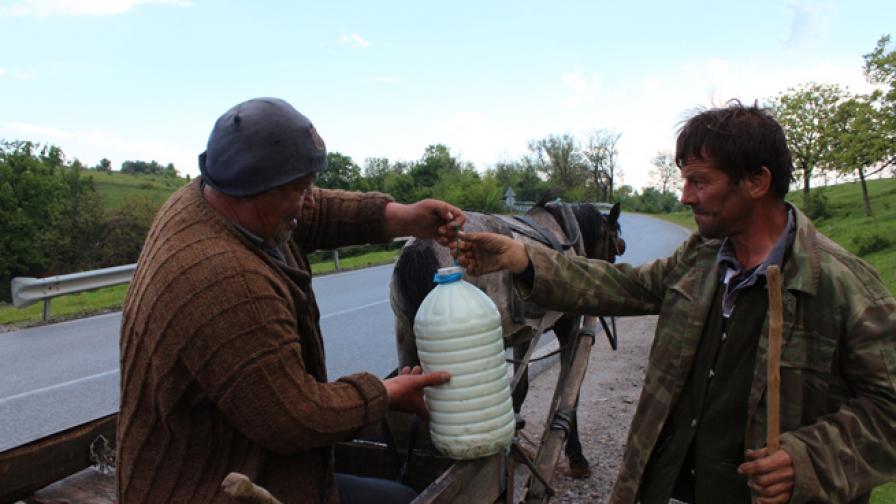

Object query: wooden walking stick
[766,265,783,454]
[222,472,284,504]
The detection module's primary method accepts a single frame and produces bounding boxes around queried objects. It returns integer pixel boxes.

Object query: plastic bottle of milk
[414,266,515,459]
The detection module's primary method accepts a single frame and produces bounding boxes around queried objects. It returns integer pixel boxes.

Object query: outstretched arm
[452,231,530,275]
[384,199,465,245]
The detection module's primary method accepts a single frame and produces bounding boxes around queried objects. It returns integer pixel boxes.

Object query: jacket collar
[781,203,820,297]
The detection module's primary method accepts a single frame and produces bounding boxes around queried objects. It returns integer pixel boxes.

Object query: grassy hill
[88,170,188,209]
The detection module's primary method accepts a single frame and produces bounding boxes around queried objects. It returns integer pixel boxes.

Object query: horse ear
[609,202,621,223]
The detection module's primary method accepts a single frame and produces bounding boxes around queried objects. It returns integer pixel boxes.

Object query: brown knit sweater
[118,179,394,503]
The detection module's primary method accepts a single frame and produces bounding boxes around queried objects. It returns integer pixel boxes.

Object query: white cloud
[561,69,601,107]
[426,112,514,169]
[339,32,369,48]
[0,0,190,18]
[0,67,5,77]
[543,54,877,191]
[785,1,834,47]
[369,76,404,83]
[2,121,196,175]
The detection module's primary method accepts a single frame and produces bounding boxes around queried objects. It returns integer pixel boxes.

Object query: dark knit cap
[198,97,327,196]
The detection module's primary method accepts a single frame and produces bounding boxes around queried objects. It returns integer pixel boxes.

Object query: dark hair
[675,101,793,199]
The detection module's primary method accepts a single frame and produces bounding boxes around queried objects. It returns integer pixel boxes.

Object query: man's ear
[744,166,773,199]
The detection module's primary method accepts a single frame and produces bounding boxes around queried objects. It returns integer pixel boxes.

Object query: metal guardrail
[10,237,413,322]
[11,264,137,321]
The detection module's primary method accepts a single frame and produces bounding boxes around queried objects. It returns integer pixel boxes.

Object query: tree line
[769,35,895,217]
[1,35,892,302]
[0,141,168,300]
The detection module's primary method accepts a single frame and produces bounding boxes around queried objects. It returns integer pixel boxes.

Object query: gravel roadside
[513,315,657,503]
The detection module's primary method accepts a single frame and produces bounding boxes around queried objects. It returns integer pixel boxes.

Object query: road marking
[320,299,389,320]
[0,368,119,406]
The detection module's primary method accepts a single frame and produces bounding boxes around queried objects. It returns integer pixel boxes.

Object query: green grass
[87,170,187,209]
[649,208,697,231]
[874,483,896,503]
[310,249,400,275]
[0,249,400,328]
[0,284,129,326]
[652,178,896,295]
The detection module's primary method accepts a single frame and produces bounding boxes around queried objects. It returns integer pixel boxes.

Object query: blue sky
[1,1,893,190]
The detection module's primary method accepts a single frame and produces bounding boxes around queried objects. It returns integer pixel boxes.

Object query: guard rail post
[11,264,137,322]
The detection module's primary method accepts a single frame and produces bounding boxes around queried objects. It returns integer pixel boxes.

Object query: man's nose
[303,190,315,209]
[680,183,695,206]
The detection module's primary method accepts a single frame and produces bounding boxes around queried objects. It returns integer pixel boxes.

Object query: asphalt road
[0,213,690,451]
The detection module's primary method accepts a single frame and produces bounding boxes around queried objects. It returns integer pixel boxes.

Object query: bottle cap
[433,266,464,284]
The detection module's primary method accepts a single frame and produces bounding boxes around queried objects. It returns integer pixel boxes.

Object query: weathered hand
[382,366,450,419]
[384,200,465,245]
[451,231,529,276]
[737,447,795,504]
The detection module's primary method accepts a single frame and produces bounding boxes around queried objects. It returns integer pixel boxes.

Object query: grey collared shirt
[716,208,796,318]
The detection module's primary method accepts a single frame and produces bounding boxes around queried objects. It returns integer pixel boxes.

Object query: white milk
[414,266,515,459]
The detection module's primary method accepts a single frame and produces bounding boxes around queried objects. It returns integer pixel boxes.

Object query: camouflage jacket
[518,206,896,503]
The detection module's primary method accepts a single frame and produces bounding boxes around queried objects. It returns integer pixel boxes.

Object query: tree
[120,159,179,177]
[861,34,896,174]
[771,82,846,206]
[99,195,158,266]
[317,151,361,190]
[527,134,587,194]
[42,162,106,274]
[95,158,112,172]
[489,160,548,203]
[581,130,622,201]
[362,157,394,192]
[410,144,462,190]
[649,151,681,195]
[0,141,68,300]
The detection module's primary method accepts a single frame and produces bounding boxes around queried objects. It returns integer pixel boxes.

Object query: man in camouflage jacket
[455,103,896,503]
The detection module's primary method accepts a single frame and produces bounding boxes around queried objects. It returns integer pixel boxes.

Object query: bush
[307,240,405,264]
[852,232,891,256]
[804,190,832,220]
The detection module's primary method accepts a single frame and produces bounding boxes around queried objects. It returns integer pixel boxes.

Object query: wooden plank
[412,454,504,504]
[524,317,596,504]
[25,467,115,504]
[0,414,116,503]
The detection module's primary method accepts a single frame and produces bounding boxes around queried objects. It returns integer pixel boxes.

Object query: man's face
[250,173,316,247]
[679,158,752,239]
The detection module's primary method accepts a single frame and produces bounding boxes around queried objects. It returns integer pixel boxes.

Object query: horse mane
[539,202,605,260]
[392,239,440,323]
[571,204,603,259]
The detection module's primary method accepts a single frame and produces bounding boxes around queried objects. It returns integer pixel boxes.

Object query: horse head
[600,202,625,262]
[543,201,625,263]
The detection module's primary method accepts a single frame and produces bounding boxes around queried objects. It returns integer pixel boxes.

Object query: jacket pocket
[779,328,838,428]
[780,328,836,372]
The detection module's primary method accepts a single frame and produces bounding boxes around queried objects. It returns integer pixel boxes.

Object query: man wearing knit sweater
[118,98,463,503]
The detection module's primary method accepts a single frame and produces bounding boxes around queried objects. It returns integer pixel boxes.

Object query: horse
[389,199,625,478]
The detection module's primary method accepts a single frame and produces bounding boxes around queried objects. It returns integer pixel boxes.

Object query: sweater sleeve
[294,188,394,253]
[177,267,388,454]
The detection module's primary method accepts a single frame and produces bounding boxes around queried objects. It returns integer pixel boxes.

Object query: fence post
[333,249,340,271]
[42,299,51,322]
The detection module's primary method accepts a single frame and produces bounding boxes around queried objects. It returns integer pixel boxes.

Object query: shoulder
[662,232,720,272]
[132,186,291,315]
